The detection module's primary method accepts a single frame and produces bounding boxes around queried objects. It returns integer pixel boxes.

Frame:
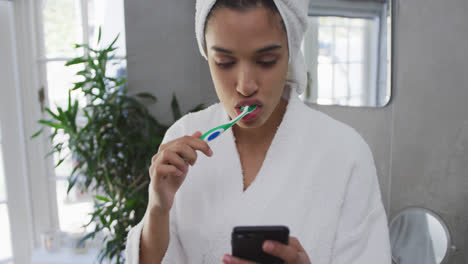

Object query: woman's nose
[236,66,258,97]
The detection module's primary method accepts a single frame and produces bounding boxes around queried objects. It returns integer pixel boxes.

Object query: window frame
[9,0,127,257]
[0,1,37,263]
[4,0,127,262]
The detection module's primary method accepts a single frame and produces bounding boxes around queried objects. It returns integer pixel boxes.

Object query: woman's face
[205,7,289,129]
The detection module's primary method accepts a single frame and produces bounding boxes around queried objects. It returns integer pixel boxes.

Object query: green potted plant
[33,29,204,263]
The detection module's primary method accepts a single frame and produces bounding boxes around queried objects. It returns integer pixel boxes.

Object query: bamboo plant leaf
[65,57,88,66]
[97,26,102,44]
[67,175,79,194]
[30,128,44,139]
[38,120,66,130]
[55,158,66,168]
[171,94,182,121]
[78,232,96,248]
[189,103,206,114]
[94,195,110,203]
[108,33,120,50]
[135,92,157,102]
[45,108,60,121]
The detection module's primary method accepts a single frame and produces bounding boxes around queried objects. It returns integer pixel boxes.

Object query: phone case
[231,226,289,264]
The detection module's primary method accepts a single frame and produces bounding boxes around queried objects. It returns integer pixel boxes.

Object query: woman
[125,0,391,263]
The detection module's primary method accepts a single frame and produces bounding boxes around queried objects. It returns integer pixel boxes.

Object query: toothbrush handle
[201,107,251,141]
[200,124,229,141]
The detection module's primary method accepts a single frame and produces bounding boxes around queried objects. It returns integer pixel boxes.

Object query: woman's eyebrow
[255,44,282,53]
[210,44,282,54]
[211,46,233,54]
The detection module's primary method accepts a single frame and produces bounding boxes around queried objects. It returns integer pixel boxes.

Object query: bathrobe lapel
[213,89,306,222]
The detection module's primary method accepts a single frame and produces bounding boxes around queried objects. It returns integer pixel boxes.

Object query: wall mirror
[389,207,456,264]
[301,0,392,107]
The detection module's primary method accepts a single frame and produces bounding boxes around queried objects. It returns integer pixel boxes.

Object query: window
[38,0,127,234]
[302,0,390,107]
[2,0,127,260]
[303,16,380,106]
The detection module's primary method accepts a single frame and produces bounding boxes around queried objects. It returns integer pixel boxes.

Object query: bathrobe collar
[210,87,308,219]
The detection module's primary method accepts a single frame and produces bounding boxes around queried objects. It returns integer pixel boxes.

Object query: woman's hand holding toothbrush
[141,107,251,263]
[141,132,212,264]
[148,131,213,214]
[147,105,252,214]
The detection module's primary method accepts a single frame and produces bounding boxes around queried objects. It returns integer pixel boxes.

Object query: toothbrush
[200,105,257,142]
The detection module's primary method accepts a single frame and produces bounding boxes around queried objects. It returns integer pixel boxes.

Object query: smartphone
[231,225,289,264]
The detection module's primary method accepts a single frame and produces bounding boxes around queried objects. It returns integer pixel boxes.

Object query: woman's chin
[235,118,265,129]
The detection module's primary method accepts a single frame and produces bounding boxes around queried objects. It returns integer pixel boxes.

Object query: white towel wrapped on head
[195,0,310,95]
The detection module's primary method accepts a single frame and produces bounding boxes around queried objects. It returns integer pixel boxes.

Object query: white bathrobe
[125,89,391,264]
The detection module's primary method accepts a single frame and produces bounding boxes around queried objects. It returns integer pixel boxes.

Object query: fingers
[149,151,186,185]
[222,254,258,264]
[160,132,213,158]
[149,131,213,184]
[155,131,213,163]
[147,131,211,211]
[160,151,188,173]
[155,164,183,177]
[159,141,202,167]
[262,240,300,263]
[289,237,306,252]
[149,131,213,181]
[184,134,213,157]
[191,131,202,138]
[222,238,309,264]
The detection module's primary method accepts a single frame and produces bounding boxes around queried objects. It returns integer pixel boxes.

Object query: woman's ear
[203,42,207,57]
[285,64,293,83]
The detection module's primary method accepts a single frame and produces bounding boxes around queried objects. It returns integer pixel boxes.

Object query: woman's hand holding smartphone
[224,226,311,264]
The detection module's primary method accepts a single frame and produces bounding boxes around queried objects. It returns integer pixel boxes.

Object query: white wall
[124,0,218,125]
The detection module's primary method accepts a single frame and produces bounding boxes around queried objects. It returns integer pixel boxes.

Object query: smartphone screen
[231,226,289,264]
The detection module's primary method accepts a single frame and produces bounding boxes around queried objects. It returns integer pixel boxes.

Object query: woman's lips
[235,105,262,122]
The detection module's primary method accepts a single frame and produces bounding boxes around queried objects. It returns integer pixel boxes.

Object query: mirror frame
[389,206,455,264]
[388,0,395,107]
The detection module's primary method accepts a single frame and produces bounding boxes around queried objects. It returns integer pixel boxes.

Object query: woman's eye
[216,61,235,69]
[258,60,277,67]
